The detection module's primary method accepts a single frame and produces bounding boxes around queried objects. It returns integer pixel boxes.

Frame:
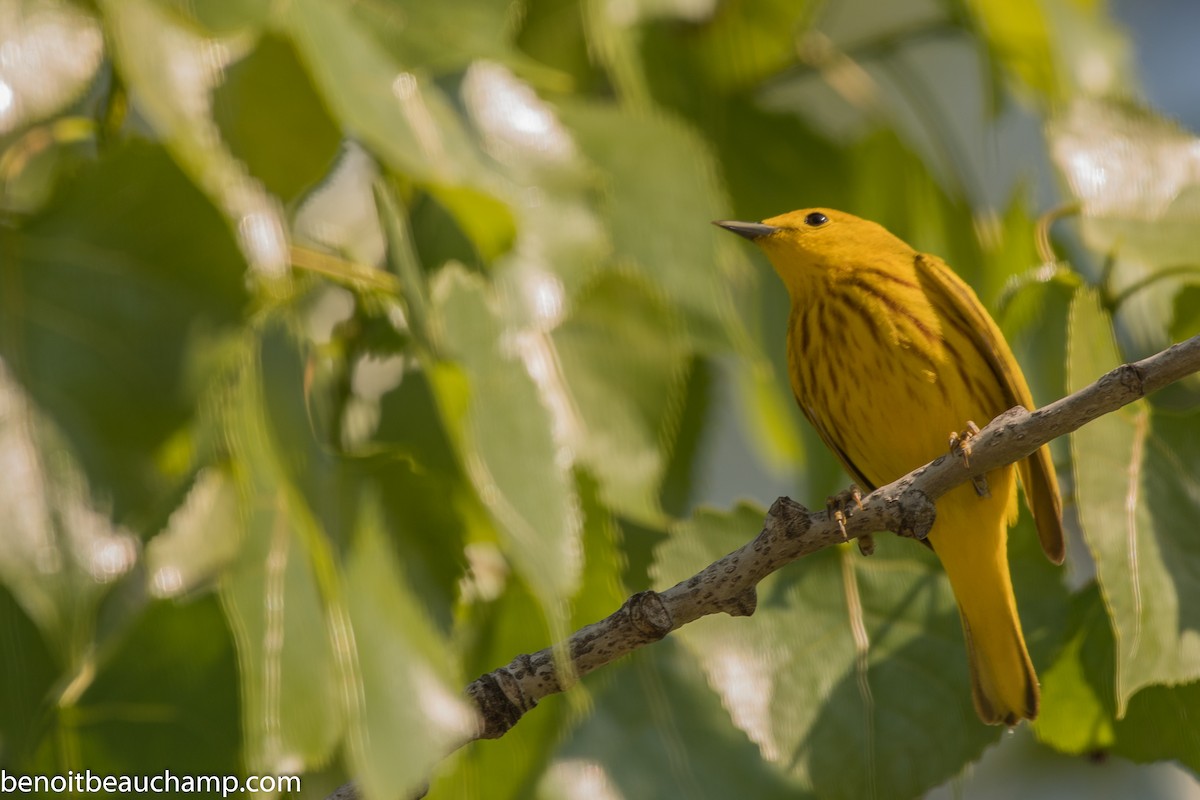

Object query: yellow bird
[716,208,1064,725]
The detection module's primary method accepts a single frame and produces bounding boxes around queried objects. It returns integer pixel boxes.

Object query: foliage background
[1,0,1199,798]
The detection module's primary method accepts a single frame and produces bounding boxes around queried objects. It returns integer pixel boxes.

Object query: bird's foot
[827,484,873,555]
[948,420,989,497]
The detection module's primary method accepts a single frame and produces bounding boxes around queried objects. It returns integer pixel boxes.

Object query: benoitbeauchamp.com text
[1,769,300,796]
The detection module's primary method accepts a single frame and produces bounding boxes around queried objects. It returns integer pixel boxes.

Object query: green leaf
[1067,287,1200,712]
[431,265,581,608]
[145,468,243,599]
[348,0,522,76]
[1113,681,1200,773]
[1050,99,1200,269]
[558,101,749,351]
[552,273,690,526]
[218,343,344,773]
[0,141,247,523]
[429,575,563,800]
[652,504,1000,800]
[1031,587,1117,755]
[571,470,630,629]
[544,643,802,799]
[101,0,288,273]
[343,491,474,800]
[0,583,57,767]
[148,0,272,33]
[283,0,496,191]
[639,0,817,92]
[212,34,343,202]
[455,61,604,287]
[1169,284,1200,343]
[70,596,241,776]
[0,367,139,663]
[0,0,103,133]
[1035,584,1200,772]
[962,0,1058,101]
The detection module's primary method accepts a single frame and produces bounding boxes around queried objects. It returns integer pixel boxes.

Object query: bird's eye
[804,212,828,227]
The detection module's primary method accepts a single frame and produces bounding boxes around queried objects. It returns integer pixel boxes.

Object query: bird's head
[714,208,909,295]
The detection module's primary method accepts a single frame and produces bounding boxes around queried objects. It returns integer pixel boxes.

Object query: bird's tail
[929,481,1039,725]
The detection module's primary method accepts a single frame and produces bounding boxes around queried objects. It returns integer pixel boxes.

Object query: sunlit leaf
[101,0,289,274]
[544,643,803,799]
[284,0,497,192]
[1050,99,1200,268]
[1067,287,1200,712]
[1035,584,1200,772]
[559,101,748,351]
[1031,587,1116,755]
[962,0,1057,101]
[212,34,342,203]
[349,0,523,76]
[219,343,344,773]
[0,141,247,522]
[0,0,103,135]
[0,365,139,663]
[145,468,242,599]
[552,273,690,526]
[344,491,474,800]
[431,265,581,608]
[652,504,1002,800]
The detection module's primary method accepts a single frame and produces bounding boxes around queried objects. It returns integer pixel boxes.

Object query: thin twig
[329,334,1200,800]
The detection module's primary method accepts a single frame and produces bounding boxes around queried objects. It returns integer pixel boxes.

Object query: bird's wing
[913,254,1065,564]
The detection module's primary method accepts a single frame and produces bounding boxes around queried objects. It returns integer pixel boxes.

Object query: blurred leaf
[148,0,272,33]
[144,468,242,599]
[219,343,344,773]
[961,0,1057,101]
[1171,285,1200,343]
[1067,287,1200,712]
[1050,99,1200,268]
[431,265,581,608]
[344,490,474,800]
[213,34,342,203]
[0,364,138,664]
[543,643,803,799]
[284,0,497,192]
[571,470,629,628]
[653,504,1000,800]
[552,273,690,526]
[101,0,288,273]
[559,101,747,351]
[640,0,816,92]
[0,0,103,135]
[659,357,713,519]
[430,574,563,800]
[516,0,600,94]
[70,596,241,776]
[0,583,57,767]
[349,0,521,76]
[457,61,604,292]
[412,187,512,269]
[0,141,246,523]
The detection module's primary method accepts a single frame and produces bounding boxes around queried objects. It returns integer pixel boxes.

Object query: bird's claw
[949,420,989,497]
[826,484,872,555]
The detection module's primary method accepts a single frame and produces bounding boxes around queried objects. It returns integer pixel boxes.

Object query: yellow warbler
[716,208,1063,725]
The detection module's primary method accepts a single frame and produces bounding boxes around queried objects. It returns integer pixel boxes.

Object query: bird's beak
[712,220,779,241]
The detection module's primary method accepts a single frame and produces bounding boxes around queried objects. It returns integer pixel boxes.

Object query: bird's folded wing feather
[913,254,1065,564]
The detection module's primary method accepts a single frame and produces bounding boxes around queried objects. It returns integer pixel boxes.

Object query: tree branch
[329,333,1200,800]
